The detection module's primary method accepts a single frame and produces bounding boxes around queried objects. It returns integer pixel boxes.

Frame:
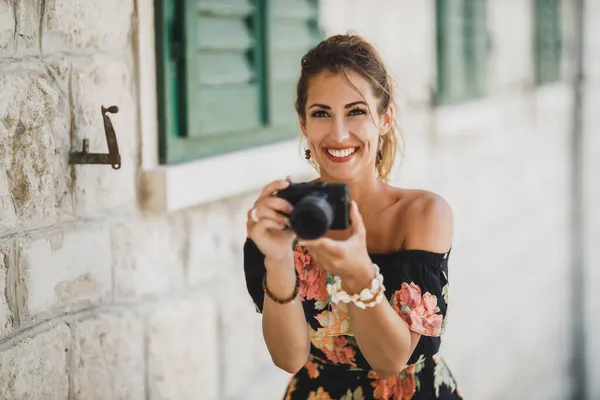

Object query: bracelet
[326,263,386,310]
[263,268,300,305]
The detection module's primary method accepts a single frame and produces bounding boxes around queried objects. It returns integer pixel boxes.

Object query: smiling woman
[243,34,462,400]
[299,69,392,182]
[295,36,399,185]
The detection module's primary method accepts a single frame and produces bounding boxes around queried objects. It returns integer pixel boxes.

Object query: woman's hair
[295,33,402,183]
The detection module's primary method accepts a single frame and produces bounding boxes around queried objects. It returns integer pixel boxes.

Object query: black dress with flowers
[243,238,463,400]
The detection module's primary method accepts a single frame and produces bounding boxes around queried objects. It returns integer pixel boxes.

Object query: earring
[305,149,311,160]
[377,137,384,165]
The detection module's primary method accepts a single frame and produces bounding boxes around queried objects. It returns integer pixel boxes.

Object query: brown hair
[295,34,402,183]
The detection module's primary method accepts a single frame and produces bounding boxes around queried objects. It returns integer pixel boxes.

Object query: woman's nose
[331,116,350,142]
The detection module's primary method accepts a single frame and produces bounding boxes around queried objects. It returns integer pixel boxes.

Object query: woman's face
[300,69,391,182]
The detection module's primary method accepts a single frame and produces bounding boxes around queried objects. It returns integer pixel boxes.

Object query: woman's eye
[310,110,328,118]
[348,108,366,116]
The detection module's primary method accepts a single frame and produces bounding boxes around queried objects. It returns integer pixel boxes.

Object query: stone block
[0,0,15,58]
[0,59,72,231]
[148,297,219,400]
[112,216,186,300]
[218,275,264,399]
[42,0,134,54]
[0,323,70,400]
[14,0,42,56]
[187,202,239,286]
[17,228,112,322]
[227,194,257,251]
[69,53,137,218]
[72,311,145,400]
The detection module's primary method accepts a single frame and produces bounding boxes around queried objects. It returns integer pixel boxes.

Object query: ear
[380,105,394,135]
[298,115,307,136]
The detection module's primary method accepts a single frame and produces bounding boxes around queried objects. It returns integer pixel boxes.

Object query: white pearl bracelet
[326,263,386,310]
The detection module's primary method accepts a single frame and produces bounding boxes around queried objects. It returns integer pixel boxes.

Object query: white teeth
[327,148,356,158]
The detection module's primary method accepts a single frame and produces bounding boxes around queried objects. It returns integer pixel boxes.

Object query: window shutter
[437,0,466,102]
[155,0,323,164]
[464,0,487,97]
[184,0,262,138]
[534,0,562,84]
[435,0,488,104]
[267,0,320,126]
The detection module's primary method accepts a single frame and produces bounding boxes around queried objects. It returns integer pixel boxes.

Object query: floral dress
[243,238,463,400]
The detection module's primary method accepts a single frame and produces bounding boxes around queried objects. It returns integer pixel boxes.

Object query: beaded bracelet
[263,268,300,305]
[326,263,386,310]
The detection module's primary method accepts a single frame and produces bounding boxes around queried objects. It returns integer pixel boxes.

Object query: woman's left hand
[297,200,375,293]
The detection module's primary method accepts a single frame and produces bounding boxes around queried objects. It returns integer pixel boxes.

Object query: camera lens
[289,195,334,240]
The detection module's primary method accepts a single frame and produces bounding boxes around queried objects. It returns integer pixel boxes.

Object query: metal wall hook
[69,105,122,170]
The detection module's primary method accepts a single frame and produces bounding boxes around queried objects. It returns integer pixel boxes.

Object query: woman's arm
[243,179,311,374]
[344,195,454,378]
[347,288,419,378]
[261,256,311,374]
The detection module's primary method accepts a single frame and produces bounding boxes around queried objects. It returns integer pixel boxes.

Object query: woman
[243,34,462,399]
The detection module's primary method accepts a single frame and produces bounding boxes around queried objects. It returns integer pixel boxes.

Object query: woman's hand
[246,178,296,264]
[297,200,375,293]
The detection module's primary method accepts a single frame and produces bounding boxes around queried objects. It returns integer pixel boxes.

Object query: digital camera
[277,182,350,240]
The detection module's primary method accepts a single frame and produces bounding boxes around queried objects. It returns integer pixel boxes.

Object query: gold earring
[305,149,311,160]
[377,137,384,164]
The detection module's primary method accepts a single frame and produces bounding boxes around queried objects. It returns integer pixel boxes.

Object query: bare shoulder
[391,187,454,253]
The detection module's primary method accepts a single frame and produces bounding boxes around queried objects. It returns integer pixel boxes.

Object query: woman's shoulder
[386,186,448,207]
[386,186,454,254]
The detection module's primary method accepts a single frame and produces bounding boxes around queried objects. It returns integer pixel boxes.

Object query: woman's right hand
[246,178,296,264]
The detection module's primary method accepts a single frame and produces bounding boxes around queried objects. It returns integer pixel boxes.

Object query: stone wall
[0,0,598,399]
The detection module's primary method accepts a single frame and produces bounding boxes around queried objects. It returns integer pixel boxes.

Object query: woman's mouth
[322,147,360,163]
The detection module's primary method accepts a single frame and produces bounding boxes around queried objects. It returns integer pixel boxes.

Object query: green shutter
[435,0,488,105]
[155,0,322,165]
[268,0,320,126]
[464,0,487,97]
[534,0,562,85]
[184,0,261,138]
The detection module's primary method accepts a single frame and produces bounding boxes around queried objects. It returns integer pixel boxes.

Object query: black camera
[277,182,350,240]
